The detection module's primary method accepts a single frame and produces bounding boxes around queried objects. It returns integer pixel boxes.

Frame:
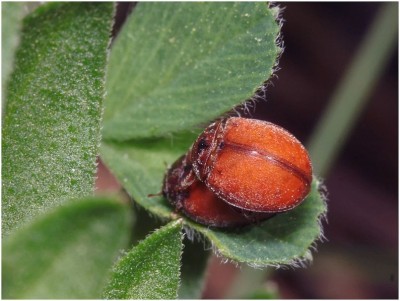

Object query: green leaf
[2,3,115,235]
[101,135,194,219]
[2,197,133,299]
[1,2,25,91]
[103,220,184,300]
[178,238,210,299]
[103,2,280,140]
[191,180,327,267]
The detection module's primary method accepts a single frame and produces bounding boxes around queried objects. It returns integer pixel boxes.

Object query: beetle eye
[197,138,208,152]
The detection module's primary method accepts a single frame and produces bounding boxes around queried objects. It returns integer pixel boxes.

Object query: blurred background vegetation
[97,2,398,298]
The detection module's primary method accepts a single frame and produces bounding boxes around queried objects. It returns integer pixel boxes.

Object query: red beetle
[189,117,312,213]
[163,117,312,227]
[163,154,272,228]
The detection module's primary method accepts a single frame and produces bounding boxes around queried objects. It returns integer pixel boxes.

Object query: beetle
[189,117,312,213]
[163,154,272,228]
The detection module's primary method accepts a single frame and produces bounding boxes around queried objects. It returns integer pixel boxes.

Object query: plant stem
[307,2,398,177]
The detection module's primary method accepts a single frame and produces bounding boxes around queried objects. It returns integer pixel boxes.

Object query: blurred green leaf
[103,2,280,140]
[2,2,25,91]
[224,266,273,299]
[2,3,114,235]
[178,238,211,299]
[246,288,280,299]
[2,197,133,299]
[103,220,183,299]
